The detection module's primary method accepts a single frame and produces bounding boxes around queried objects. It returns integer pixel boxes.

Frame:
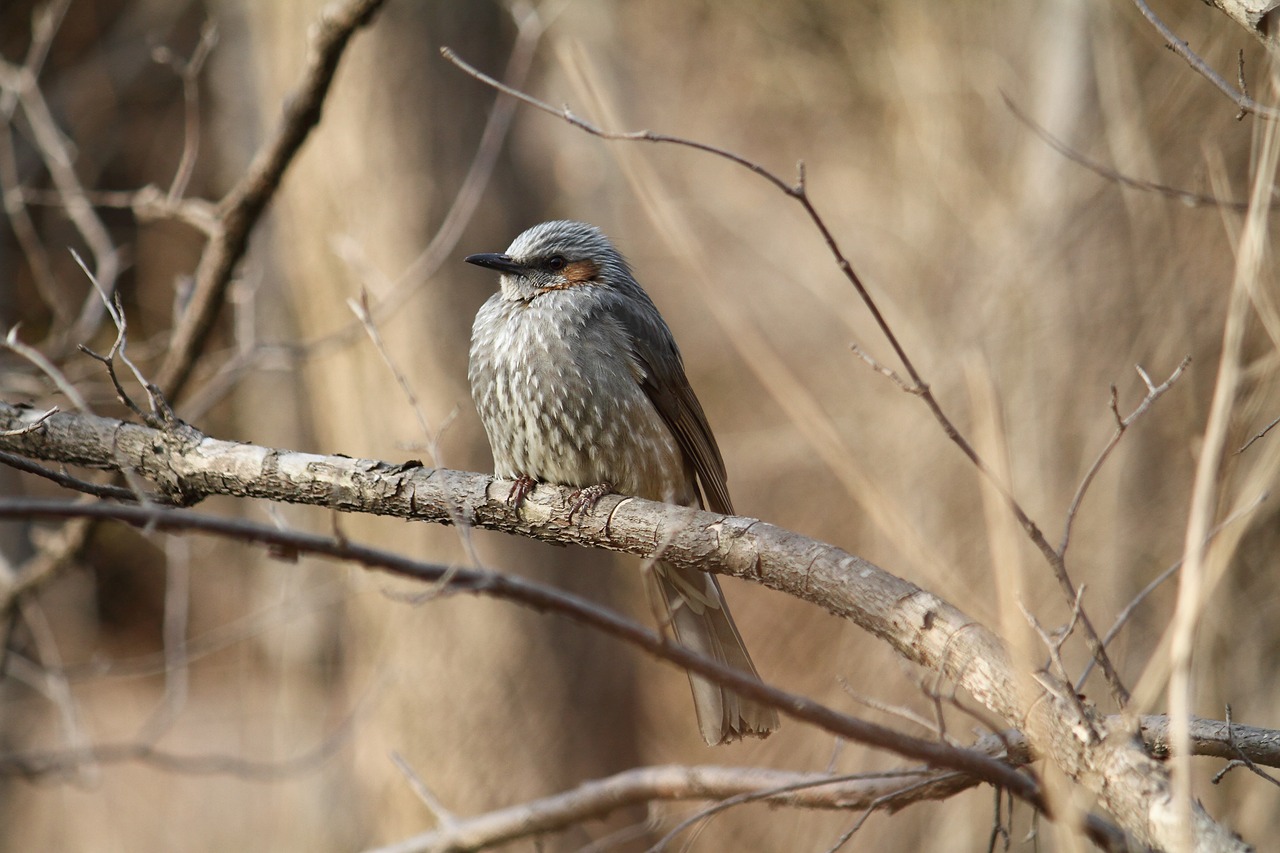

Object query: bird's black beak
[465,253,526,275]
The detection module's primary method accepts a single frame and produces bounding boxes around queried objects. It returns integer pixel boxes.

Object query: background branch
[153,0,389,401]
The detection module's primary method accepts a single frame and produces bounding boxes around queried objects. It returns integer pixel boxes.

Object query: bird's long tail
[650,562,780,745]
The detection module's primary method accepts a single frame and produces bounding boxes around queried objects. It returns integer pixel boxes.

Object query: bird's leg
[506,475,538,509]
[567,481,614,522]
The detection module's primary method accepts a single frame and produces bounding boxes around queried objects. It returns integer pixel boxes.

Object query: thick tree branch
[0,402,1251,851]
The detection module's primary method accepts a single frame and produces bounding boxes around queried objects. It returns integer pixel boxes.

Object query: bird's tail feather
[650,562,780,745]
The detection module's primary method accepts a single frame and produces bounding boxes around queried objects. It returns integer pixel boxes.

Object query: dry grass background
[2,0,1280,850]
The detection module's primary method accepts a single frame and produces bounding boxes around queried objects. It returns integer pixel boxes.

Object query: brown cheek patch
[536,259,601,294]
[562,259,600,284]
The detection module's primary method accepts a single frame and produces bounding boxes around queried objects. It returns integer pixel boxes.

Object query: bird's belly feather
[469,295,691,504]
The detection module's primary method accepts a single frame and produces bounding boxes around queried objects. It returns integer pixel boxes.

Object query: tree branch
[153,0,389,401]
[0,402,1250,851]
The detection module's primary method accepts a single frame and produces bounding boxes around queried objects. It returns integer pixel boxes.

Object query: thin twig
[347,289,438,460]
[0,407,57,437]
[849,342,916,392]
[1019,590,1098,742]
[390,751,457,827]
[0,705,360,780]
[836,675,953,744]
[1003,92,1258,209]
[303,0,548,358]
[0,0,73,319]
[4,326,90,411]
[17,598,96,785]
[0,57,121,350]
[152,19,218,204]
[1059,359,1191,557]
[1211,705,1280,787]
[1130,0,1280,120]
[1236,415,1280,454]
[0,450,141,501]
[1077,491,1268,694]
[649,772,949,853]
[71,247,171,428]
[0,115,63,320]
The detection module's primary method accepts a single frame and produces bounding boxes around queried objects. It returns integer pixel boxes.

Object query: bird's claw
[567,481,613,522]
[506,475,538,510]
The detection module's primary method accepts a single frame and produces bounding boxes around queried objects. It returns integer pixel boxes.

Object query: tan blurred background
[2,0,1279,849]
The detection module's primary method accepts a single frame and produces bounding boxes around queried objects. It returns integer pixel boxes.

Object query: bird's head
[465,220,633,303]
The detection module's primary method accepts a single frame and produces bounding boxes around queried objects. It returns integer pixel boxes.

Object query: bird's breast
[468,292,692,502]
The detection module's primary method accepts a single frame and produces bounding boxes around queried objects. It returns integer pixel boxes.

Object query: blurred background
[2,0,1279,849]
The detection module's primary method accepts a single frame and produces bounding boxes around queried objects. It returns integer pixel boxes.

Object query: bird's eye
[546,255,567,272]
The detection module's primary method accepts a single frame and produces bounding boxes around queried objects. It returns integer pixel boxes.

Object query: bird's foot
[506,475,538,510]
[567,481,614,522]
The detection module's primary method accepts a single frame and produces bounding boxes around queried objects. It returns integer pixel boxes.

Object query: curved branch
[0,402,1250,851]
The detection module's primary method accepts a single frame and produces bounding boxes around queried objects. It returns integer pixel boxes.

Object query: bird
[465,220,779,745]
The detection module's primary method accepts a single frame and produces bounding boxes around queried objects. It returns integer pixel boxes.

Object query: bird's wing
[619,298,734,516]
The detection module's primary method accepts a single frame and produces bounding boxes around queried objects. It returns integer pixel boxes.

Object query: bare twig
[371,767,949,853]
[18,183,219,235]
[0,117,63,320]
[1019,591,1097,742]
[0,708,358,780]
[347,290,439,461]
[1077,492,1266,691]
[1130,0,1280,120]
[0,57,122,350]
[0,407,57,437]
[4,326,89,411]
[1059,359,1191,557]
[305,0,547,358]
[0,0,73,320]
[0,450,139,501]
[1002,93,1257,210]
[390,751,457,828]
[71,247,172,428]
[15,598,95,785]
[151,19,218,204]
[1237,414,1280,454]
[848,342,916,393]
[1211,706,1280,787]
[650,772,959,853]
[837,675,954,745]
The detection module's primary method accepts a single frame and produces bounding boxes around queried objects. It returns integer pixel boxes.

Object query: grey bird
[466,220,779,745]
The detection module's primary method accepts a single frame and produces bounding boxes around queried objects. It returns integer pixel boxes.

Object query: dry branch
[153,0,389,401]
[364,763,986,853]
[0,402,1251,852]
